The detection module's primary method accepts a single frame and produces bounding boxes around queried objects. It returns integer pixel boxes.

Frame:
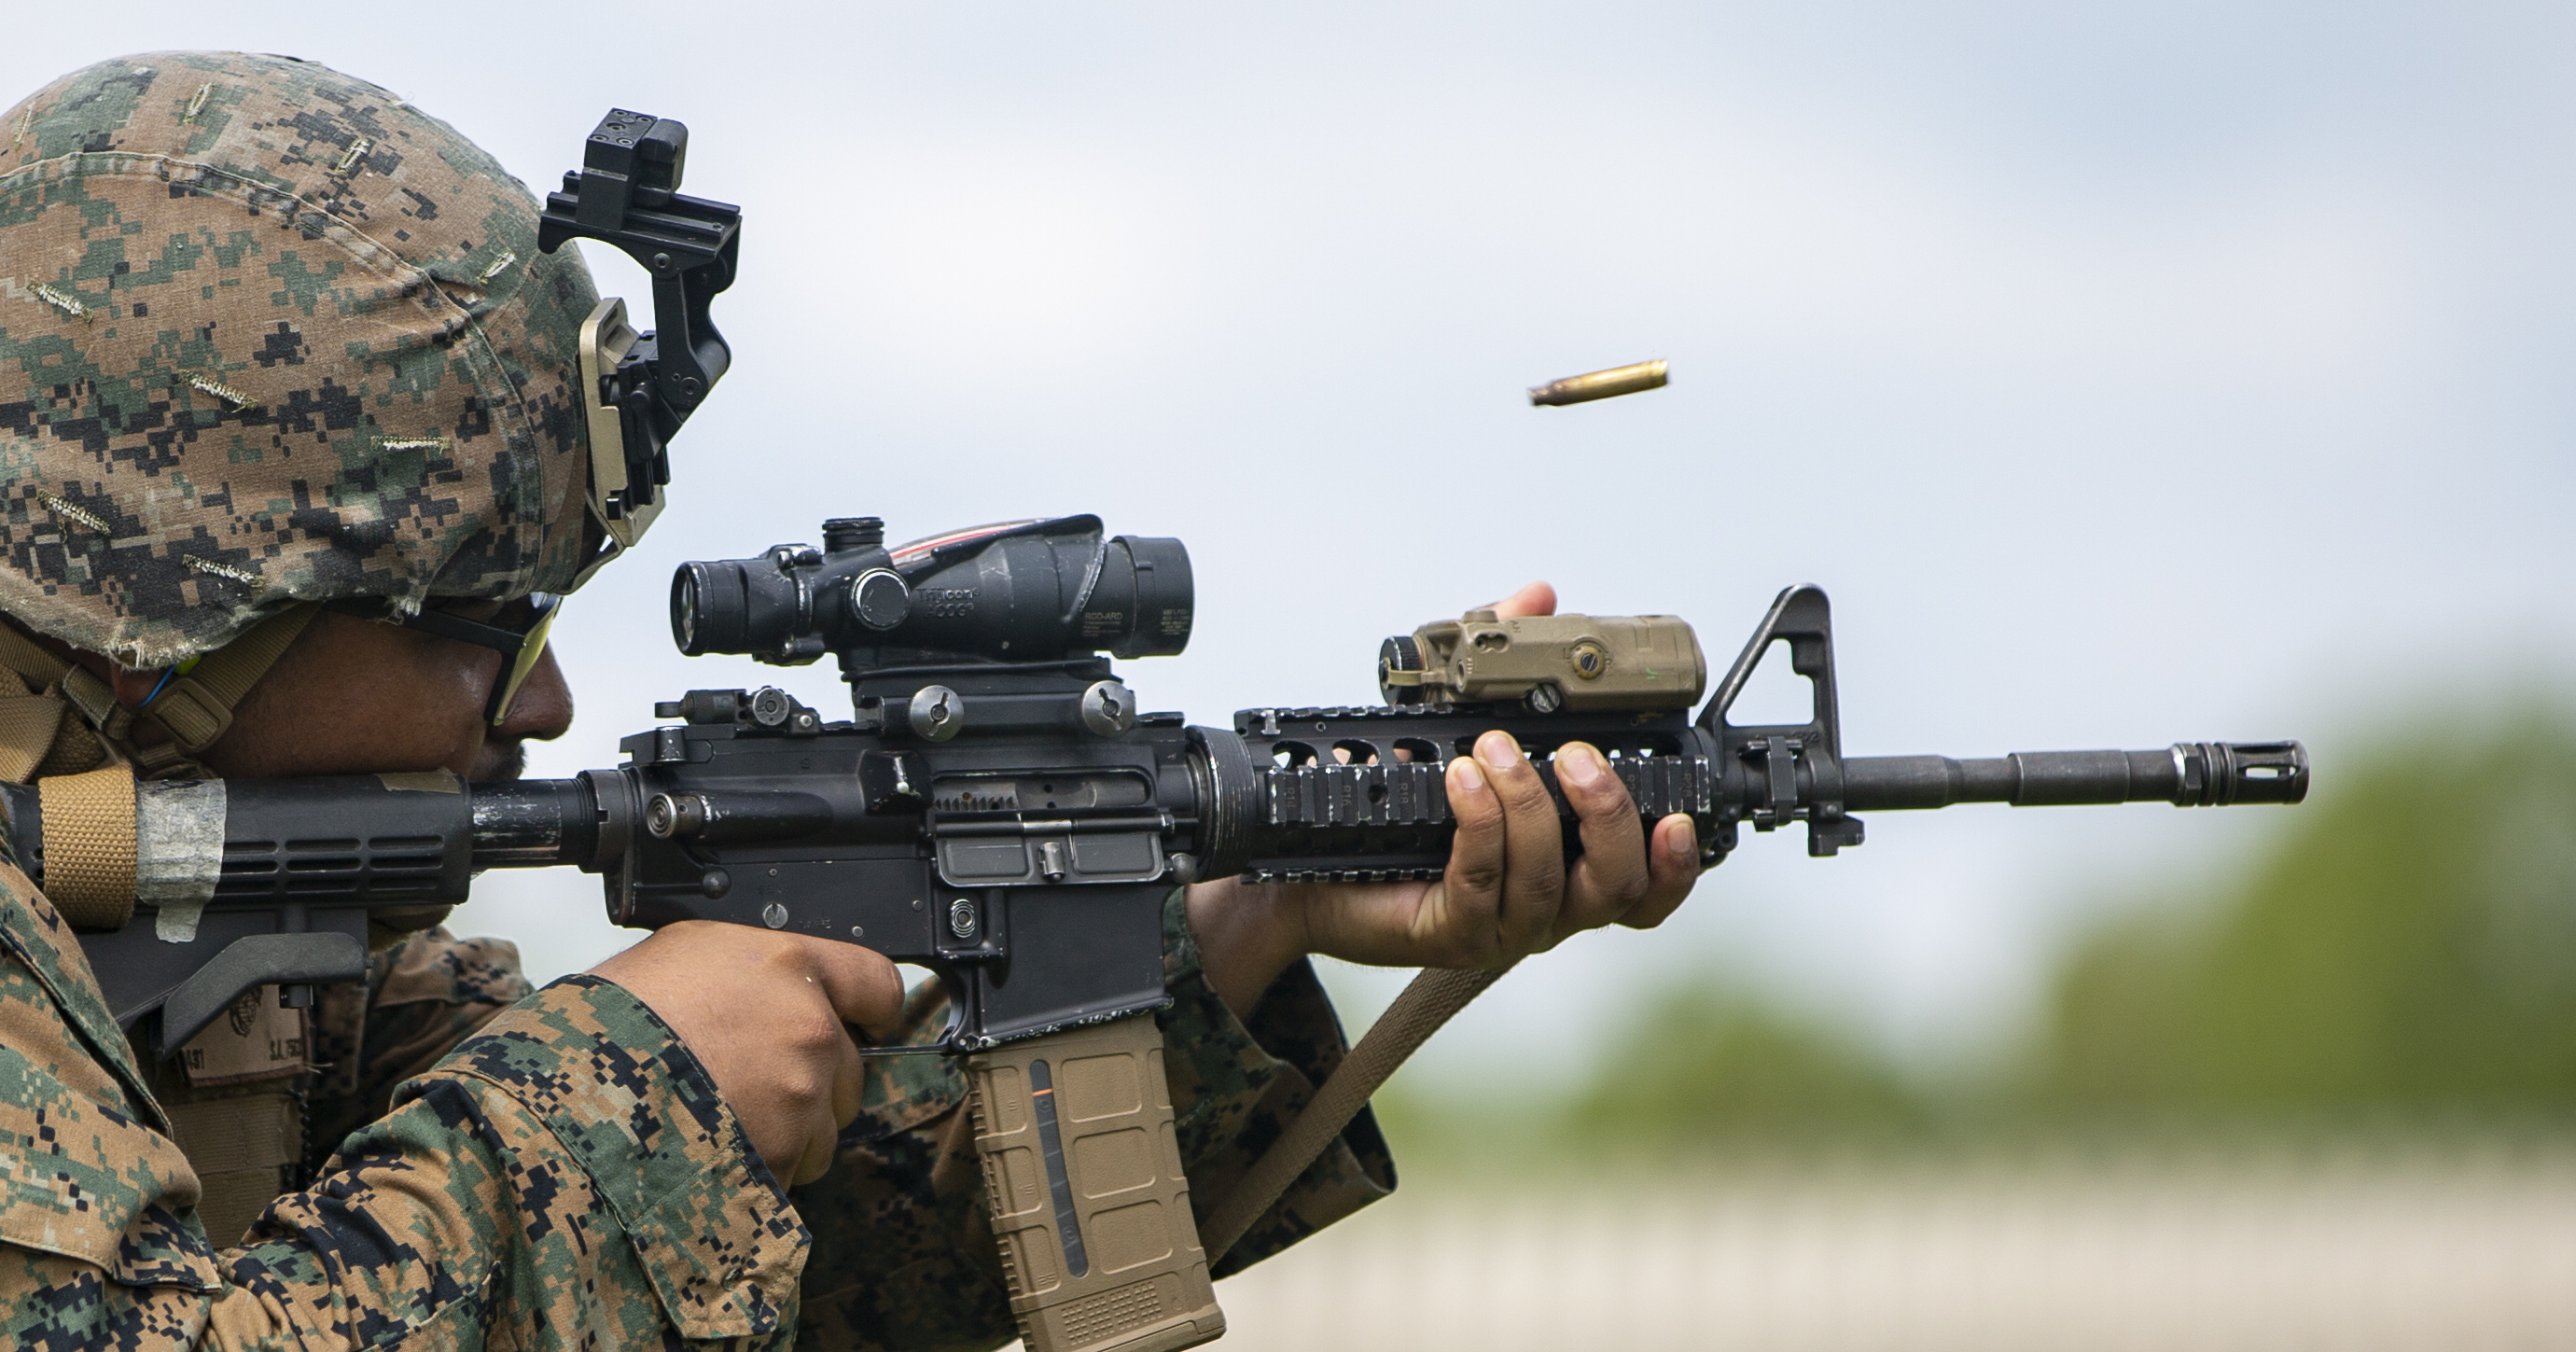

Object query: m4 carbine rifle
[41,513,2305,1352]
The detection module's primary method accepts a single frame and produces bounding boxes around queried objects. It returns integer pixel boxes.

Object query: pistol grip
[968,1013,1224,1352]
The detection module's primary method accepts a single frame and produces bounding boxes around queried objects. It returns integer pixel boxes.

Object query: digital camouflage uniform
[0,52,1395,1351]
[1,870,1391,1350]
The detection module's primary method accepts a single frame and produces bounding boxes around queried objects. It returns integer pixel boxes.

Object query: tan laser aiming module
[1378,611,1706,713]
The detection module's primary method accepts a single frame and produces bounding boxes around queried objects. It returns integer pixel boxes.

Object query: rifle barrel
[1843,741,2306,811]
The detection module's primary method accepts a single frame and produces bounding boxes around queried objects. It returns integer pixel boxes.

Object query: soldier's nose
[494,646,573,744]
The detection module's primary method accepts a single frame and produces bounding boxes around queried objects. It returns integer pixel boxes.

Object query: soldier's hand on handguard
[1187,581,1702,1015]
[592,926,905,1185]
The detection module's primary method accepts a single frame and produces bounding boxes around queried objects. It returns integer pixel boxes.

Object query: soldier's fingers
[831,1025,867,1131]
[1476,731,1566,957]
[1428,755,1507,965]
[593,924,884,1186]
[1552,743,1651,937]
[769,944,873,1184]
[1617,815,1704,930]
[1484,580,1557,620]
[801,938,907,1043]
[771,1015,865,1186]
[793,962,876,1129]
[785,1079,852,1186]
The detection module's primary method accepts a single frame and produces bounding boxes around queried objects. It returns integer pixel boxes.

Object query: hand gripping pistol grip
[968,1013,1226,1352]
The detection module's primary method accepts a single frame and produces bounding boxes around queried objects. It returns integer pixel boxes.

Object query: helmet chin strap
[101,605,322,779]
[0,604,320,783]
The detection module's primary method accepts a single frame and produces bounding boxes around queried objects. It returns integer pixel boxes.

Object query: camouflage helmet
[0,51,603,670]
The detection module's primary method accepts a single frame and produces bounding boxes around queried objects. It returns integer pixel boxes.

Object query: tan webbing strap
[0,621,84,783]
[0,627,111,783]
[1201,963,1511,1265]
[0,620,70,690]
[59,666,120,734]
[28,700,106,780]
[0,694,64,784]
[135,603,321,759]
[39,762,138,930]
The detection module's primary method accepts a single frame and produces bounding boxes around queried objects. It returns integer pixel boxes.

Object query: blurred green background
[1377,709,2576,1161]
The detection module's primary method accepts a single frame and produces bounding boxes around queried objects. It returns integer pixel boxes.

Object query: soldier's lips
[470,739,527,785]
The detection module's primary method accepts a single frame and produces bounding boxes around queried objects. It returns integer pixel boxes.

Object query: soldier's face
[190,608,574,783]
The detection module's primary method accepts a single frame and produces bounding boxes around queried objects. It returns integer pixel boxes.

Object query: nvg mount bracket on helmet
[536,109,742,569]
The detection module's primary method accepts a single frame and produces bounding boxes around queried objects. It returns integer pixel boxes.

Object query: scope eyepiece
[670,515,1192,669]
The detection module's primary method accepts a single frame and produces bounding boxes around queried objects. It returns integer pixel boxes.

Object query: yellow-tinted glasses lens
[486,595,562,727]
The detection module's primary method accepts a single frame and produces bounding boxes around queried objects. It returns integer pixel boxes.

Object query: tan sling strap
[1200,962,1511,1264]
[39,762,138,930]
[0,607,314,925]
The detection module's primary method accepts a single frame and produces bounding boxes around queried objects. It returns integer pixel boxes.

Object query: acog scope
[672,514,1192,669]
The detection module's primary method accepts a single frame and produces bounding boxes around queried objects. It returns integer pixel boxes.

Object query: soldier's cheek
[309,641,484,772]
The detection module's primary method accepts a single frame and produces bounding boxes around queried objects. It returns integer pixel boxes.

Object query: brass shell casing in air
[1527,358,1669,406]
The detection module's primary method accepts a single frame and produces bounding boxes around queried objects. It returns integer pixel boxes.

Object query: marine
[0,51,1698,1349]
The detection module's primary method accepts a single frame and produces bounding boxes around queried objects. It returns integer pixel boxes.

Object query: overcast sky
[19,3,2575,1080]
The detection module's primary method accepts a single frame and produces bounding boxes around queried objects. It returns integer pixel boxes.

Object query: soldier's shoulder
[0,865,215,1292]
[0,860,139,1080]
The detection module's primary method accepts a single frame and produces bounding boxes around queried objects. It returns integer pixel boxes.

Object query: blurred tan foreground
[1092,1156,2576,1351]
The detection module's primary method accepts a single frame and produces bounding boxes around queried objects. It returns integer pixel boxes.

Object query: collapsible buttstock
[968,1014,1224,1352]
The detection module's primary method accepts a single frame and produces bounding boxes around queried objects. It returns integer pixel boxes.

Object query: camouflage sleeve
[230,976,808,1345]
[304,927,536,1164]
[1,857,807,1350]
[794,887,1397,1351]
